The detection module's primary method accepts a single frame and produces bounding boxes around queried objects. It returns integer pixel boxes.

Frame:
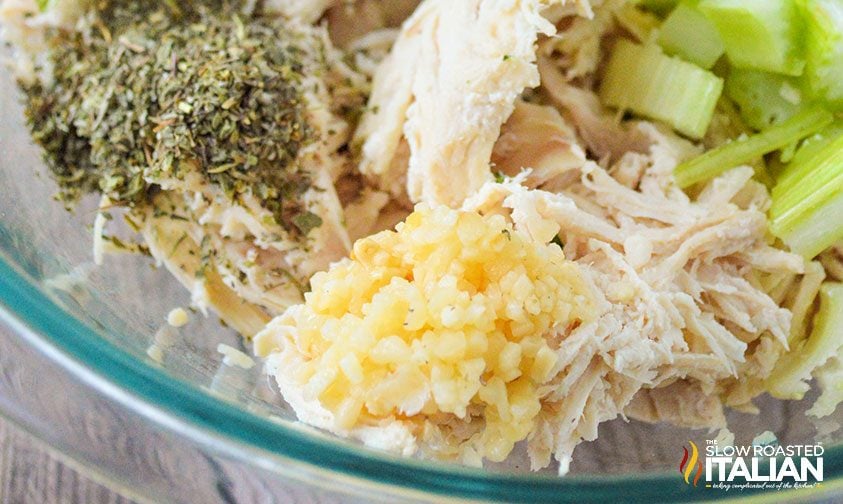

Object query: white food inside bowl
[2,0,841,479]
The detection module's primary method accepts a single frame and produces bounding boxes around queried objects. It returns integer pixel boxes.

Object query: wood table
[0,416,134,504]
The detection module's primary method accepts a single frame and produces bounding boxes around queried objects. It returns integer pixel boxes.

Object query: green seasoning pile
[24,0,322,236]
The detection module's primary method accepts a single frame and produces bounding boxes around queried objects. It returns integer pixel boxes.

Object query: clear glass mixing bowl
[0,59,841,503]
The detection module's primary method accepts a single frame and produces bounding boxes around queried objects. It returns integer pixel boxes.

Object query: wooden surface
[0,416,135,504]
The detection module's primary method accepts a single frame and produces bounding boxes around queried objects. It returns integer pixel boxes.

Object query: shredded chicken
[492,100,586,190]
[463,130,803,471]
[539,0,624,80]
[356,0,569,206]
[625,381,727,430]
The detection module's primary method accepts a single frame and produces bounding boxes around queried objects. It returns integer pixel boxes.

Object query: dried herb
[24,0,322,237]
[292,211,323,235]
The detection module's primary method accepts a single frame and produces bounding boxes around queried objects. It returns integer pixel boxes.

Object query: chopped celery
[724,68,807,130]
[698,0,805,76]
[768,282,843,399]
[673,106,833,187]
[599,39,723,139]
[780,122,843,182]
[769,130,843,258]
[773,191,843,259]
[37,0,49,10]
[657,2,724,68]
[771,127,843,213]
[801,0,843,109]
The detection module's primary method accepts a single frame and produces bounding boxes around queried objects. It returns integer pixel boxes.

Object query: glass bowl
[0,58,841,503]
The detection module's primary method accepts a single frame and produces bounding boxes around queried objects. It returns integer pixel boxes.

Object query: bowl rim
[0,254,840,503]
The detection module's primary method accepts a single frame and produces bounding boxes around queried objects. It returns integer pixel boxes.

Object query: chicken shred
[492,100,587,191]
[463,141,801,471]
[356,0,573,206]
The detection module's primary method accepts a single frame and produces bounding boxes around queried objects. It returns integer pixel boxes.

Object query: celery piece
[776,121,843,185]
[769,130,843,258]
[771,128,843,211]
[774,191,843,259]
[725,68,807,130]
[768,282,843,399]
[698,0,805,76]
[36,0,49,10]
[673,106,833,187]
[599,39,723,139]
[657,2,724,68]
[780,122,843,182]
[801,0,843,109]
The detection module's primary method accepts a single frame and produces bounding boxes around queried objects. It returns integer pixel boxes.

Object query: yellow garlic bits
[255,204,594,461]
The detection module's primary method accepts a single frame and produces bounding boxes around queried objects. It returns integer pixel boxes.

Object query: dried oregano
[24,0,323,237]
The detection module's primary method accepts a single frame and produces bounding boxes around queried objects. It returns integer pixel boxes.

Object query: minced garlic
[255,204,594,462]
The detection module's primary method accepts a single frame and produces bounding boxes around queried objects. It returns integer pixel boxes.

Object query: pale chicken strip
[403,0,559,206]
[354,2,434,197]
[141,195,271,338]
[538,0,626,80]
[151,166,350,317]
[357,0,576,206]
[625,381,727,430]
[492,100,586,190]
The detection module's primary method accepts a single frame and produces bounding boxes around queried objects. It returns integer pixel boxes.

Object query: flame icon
[679,441,703,486]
